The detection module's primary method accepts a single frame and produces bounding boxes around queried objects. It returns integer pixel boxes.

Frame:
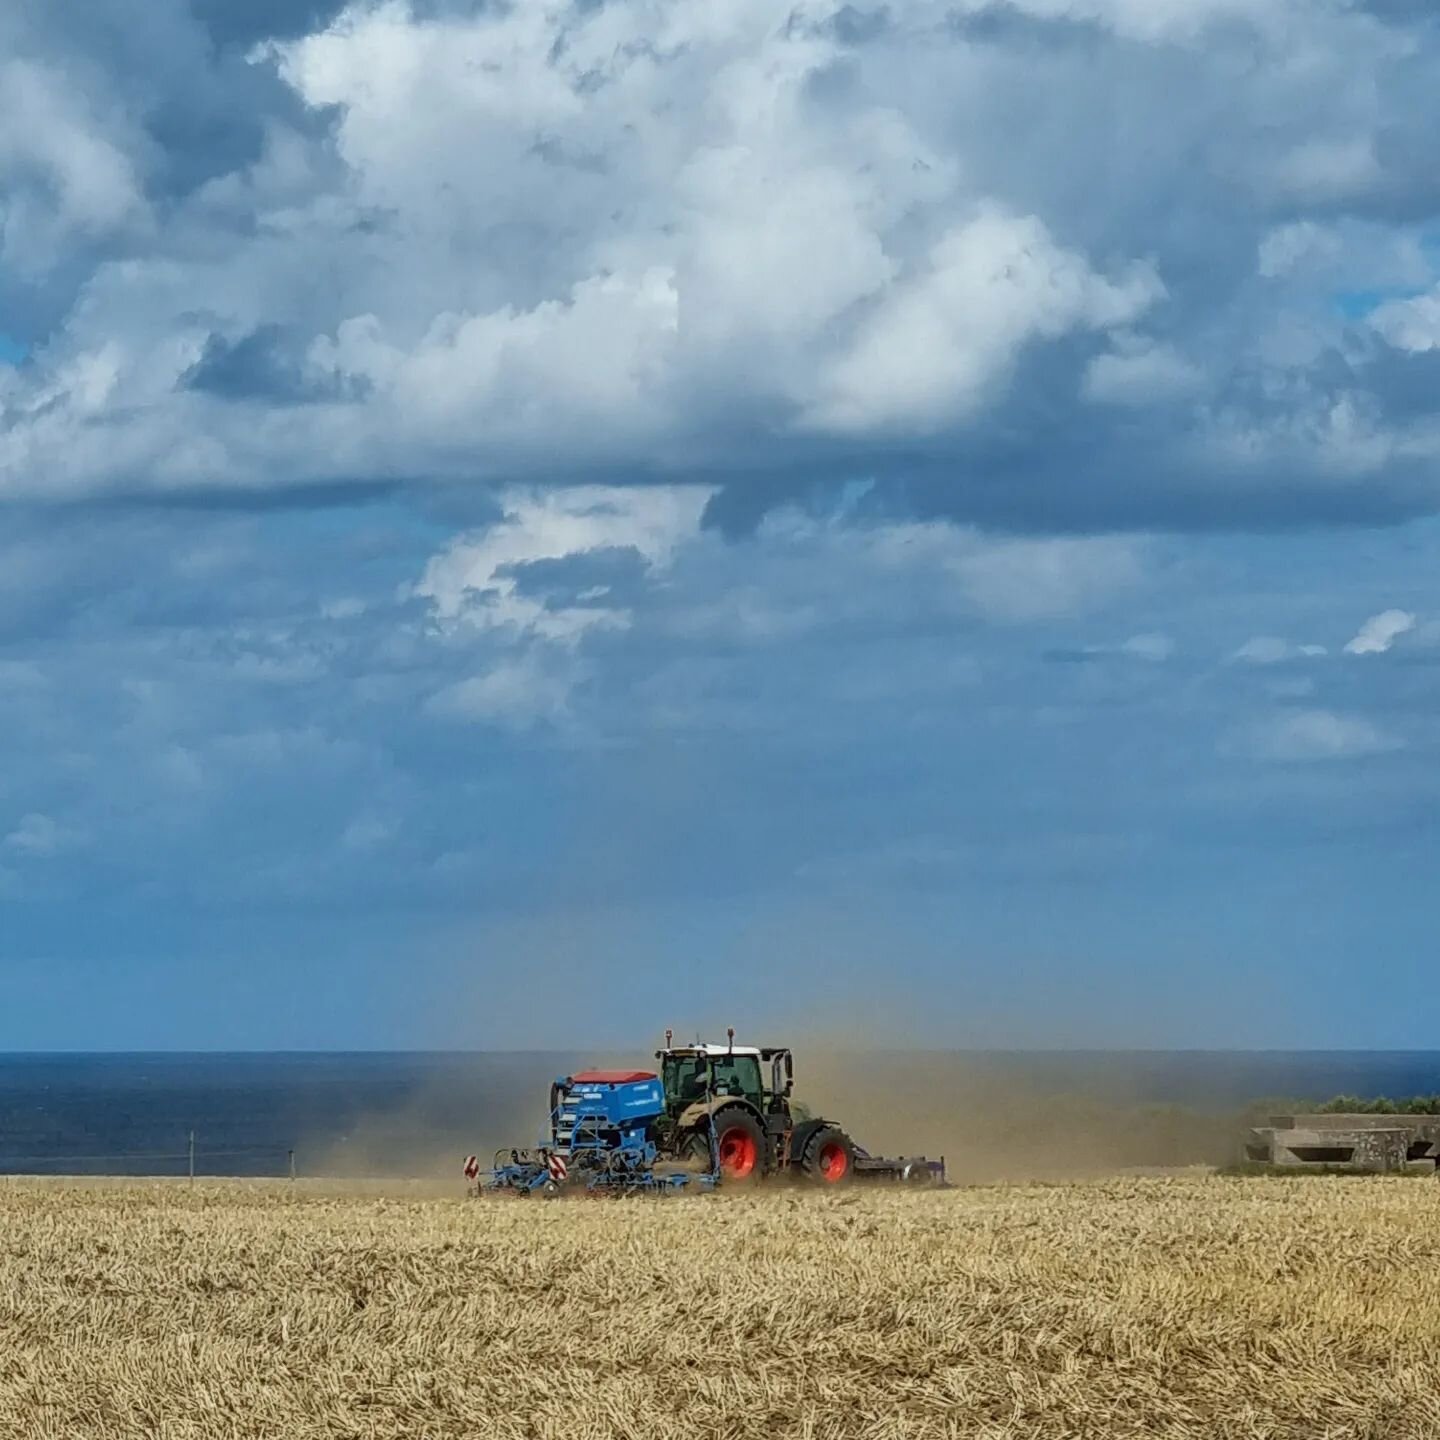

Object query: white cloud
[0,61,146,274]
[308,267,684,451]
[410,492,1152,736]
[1269,136,1380,205]
[1082,336,1203,406]
[4,811,82,858]
[1232,636,1327,665]
[1256,222,1342,280]
[1059,631,1175,663]
[416,485,711,636]
[1227,709,1402,762]
[945,533,1147,623]
[0,0,1430,533]
[261,0,970,456]
[321,597,367,621]
[1118,633,1175,662]
[426,655,578,728]
[804,208,1162,434]
[958,0,1293,43]
[0,3,1180,497]
[1371,292,1440,354]
[413,485,700,723]
[794,513,1148,625]
[1263,676,1317,701]
[657,508,1148,647]
[1344,609,1415,656]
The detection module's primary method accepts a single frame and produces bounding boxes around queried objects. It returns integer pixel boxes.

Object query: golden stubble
[3,1173,1440,1438]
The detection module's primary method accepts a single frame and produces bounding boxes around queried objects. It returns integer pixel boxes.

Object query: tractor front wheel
[800,1125,855,1185]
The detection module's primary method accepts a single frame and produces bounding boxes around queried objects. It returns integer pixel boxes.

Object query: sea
[4,1050,1440,1178]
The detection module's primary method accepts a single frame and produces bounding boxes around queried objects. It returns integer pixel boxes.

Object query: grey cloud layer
[1,0,1438,529]
[2,487,1433,922]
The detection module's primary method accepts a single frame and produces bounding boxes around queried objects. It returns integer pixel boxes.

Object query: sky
[2,0,1439,1051]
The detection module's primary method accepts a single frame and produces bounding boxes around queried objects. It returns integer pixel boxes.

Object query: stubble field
[3,1173,1439,1439]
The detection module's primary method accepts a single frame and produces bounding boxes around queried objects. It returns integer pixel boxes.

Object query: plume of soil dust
[787,1039,1236,1182]
[288,1037,1238,1191]
[293,1052,628,1188]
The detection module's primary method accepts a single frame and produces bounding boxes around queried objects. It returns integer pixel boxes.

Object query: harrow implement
[475,1147,569,1196]
[471,1108,721,1198]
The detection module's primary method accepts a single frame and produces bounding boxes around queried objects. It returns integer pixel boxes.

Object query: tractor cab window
[663,1054,763,1106]
[664,1057,707,1101]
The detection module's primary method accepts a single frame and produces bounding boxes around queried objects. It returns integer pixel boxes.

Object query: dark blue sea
[4,1051,1440,1177]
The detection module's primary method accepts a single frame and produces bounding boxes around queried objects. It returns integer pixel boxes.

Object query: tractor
[473,1029,945,1194]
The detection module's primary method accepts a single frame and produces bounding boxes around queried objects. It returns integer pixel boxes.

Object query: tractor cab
[655,1031,795,1122]
[661,1046,762,1108]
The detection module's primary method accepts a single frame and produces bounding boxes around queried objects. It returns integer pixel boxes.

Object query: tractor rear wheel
[800,1125,855,1185]
[689,1106,766,1183]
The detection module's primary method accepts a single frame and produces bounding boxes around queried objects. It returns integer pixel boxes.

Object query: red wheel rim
[717,1128,758,1178]
[818,1141,849,1182]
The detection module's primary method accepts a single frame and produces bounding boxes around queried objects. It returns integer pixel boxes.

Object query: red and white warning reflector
[546,1153,568,1183]
[463,1155,479,1181]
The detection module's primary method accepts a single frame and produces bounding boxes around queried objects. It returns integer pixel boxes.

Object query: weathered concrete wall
[1244,1115,1439,1173]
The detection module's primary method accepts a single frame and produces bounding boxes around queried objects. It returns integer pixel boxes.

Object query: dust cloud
[791,1050,1239,1181]
[734,995,1266,1180]
[282,969,1278,1183]
[291,1054,567,1182]
[288,1045,1258,1185]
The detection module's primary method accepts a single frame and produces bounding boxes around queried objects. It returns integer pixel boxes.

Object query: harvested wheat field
[3,1174,1440,1439]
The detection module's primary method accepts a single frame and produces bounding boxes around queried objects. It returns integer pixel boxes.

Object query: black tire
[680,1132,713,1168]
[800,1125,856,1186]
[688,1106,766,1183]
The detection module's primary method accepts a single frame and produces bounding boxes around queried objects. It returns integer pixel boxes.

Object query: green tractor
[649,1029,944,1186]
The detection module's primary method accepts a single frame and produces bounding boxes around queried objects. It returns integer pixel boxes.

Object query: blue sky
[2,0,1440,1050]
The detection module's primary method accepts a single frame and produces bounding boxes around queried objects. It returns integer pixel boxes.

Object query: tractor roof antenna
[664,1028,672,1049]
